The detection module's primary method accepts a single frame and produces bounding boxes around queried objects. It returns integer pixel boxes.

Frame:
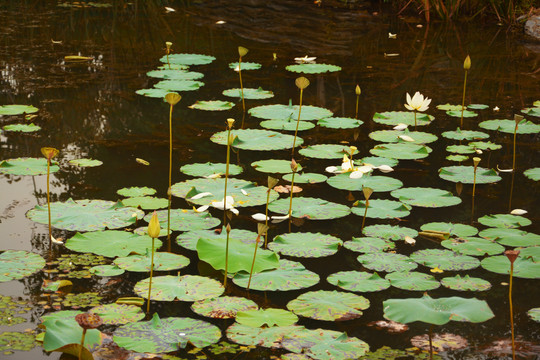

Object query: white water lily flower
[195,205,209,213]
[493,106,500,111]
[510,209,528,215]
[405,91,431,112]
[204,173,222,179]
[271,214,290,223]
[393,123,408,131]
[404,236,416,245]
[349,171,364,179]
[325,166,340,173]
[376,164,394,173]
[164,6,176,12]
[252,213,270,221]
[190,192,213,200]
[294,55,316,64]
[51,235,64,245]
[496,165,513,173]
[349,165,373,179]
[398,135,415,142]
[211,196,239,215]
[475,149,483,154]
[241,189,248,196]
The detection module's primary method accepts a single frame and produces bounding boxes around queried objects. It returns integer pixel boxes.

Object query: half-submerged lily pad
[226,323,305,348]
[373,111,433,126]
[237,308,298,327]
[189,100,235,111]
[287,290,369,321]
[177,228,258,251]
[479,119,540,134]
[446,144,475,154]
[180,162,242,177]
[134,275,224,301]
[360,156,399,167]
[327,174,403,192]
[440,275,491,291]
[249,104,332,121]
[370,143,431,160]
[528,308,540,323]
[437,104,463,111]
[441,237,504,256]
[369,129,437,144]
[357,252,417,272]
[362,224,418,241]
[317,117,363,129]
[439,166,501,184]
[481,255,540,279]
[68,158,102,167]
[153,80,205,92]
[159,53,215,65]
[285,63,341,74]
[446,110,477,117]
[479,228,540,247]
[114,252,189,272]
[478,214,531,228]
[143,208,220,231]
[442,128,489,141]
[327,271,390,292]
[211,129,303,150]
[2,123,41,132]
[121,196,168,210]
[90,303,145,325]
[222,87,274,99]
[391,187,462,208]
[469,141,502,151]
[0,250,45,282]
[421,222,478,237]
[136,88,180,98]
[0,105,39,115]
[386,271,440,291]
[269,232,342,258]
[0,157,59,176]
[117,186,156,197]
[89,264,125,276]
[260,119,315,131]
[446,154,469,162]
[411,249,480,271]
[268,197,351,220]
[191,296,258,319]
[524,167,540,181]
[351,199,411,219]
[343,237,395,253]
[299,144,349,159]
[252,159,303,174]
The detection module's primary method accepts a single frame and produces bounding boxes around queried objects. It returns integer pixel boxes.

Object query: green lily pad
[114,313,220,352]
[373,111,433,126]
[42,316,102,358]
[249,104,332,121]
[229,62,261,70]
[479,228,540,247]
[479,119,540,134]
[180,162,243,177]
[177,228,258,251]
[369,129,438,144]
[260,119,315,131]
[436,104,463,111]
[89,264,125,276]
[468,104,489,110]
[189,100,235,111]
[446,110,477,117]
[287,290,369,321]
[0,295,30,326]
[68,158,103,167]
[233,259,319,291]
[146,70,204,80]
[446,154,469,162]
[386,272,440,291]
[226,323,305,348]
[222,87,274,99]
[211,129,303,150]
[0,331,36,355]
[299,144,349,159]
[90,303,144,325]
[252,159,303,174]
[2,123,41,132]
[160,53,215,65]
[440,275,491,291]
[421,222,478,237]
[121,196,168,210]
[481,255,540,279]
[524,167,540,181]
[351,199,411,219]
[441,237,505,256]
[317,117,363,129]
[343,237,395,253]
[383,293,494,325]
[446,144,475,154]
[153,80,205,92]
[114,252,189,272]
[0,157,59,176]
[286,63,341,74]
[522,106,540,116]
[62,292,103,308]
[136,88,179,98]
[0,105,39,115]
[134,275,224,301]
[439,166,501,184]
[191,296,258,319]
[268,197,351,220]
[528,308,540,322]
[117,186,156,197]
[327,173,403,192]
[269,232,342,258]
[370,143,431,160]
[411,249,480,271]
[0,250,45,282]
[362,224,418,240]
[515,246,540,261]
[391,187,462,208]
[327,271,390,292]
[478,214,531,228]
[357,252,417,272]
[283,172,327,184]
[237,308,298,327]
[441,128,489,141]
[26,199,143,231]
[468,141,502,151]
[65,230,162,257]
[360,156,399,167]
[143,208,220,231]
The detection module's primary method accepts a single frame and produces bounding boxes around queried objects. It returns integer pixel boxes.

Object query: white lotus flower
[475,149,483,154]
[388,33,397,39]
[404,236,416,245]
[398,135,415,142]
[295,55,316,64]
[349,171,364,179]
[271,214,290,223]
[404,91,431,112]
[241,189,249,196]
[51,235,64,245]
[510,209,527,215]
[204,173,222,179]
[376,165,394,173]
[252,213,270,221]
[190,192,213,200]
[393,123,408,131]
[164,6,176,12]
[195,205,209,212]
[493,106,500,111]
[211,196,239,215]
[349,165,373,179]
[325,166,339,173]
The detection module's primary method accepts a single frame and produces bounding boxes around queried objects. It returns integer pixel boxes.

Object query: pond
[0,0,539,359]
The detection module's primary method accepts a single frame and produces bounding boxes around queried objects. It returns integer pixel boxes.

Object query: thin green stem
[288,171,296,233]
[512,124,517,171]
[46,159,52,257]
[361,199,369,233]
[460,70,468,128]
[247,234,263,290]
[264,190,270,248]
[291,89,303,156]
[78,328,87,360]
[224,128,232,226]
[238,57,245,113]
[509,262,516,360]
[224,230,230,287]
[355,94,359,119]
[167,104,173,251]
[414,110,417,130]
[146,237,155,314]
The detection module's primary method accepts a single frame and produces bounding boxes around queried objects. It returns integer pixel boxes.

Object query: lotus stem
[505,249,519,360]
[292,77,309,156]
[167,102,173,251]
[512,115,522,172]
[288,159,298,233]
[238,57,245,113]
[46,158,52,257]
[78,328,87,360]
[248,225,267,291]
[428,325,433,360]
[224,119,234,226]
[264,190,270,248]
[414,110,417,130]
[360,187,373,234]
[460,55,470,128]
[355,85,361,119]
[224,224,231,288]
[146,237,155,314]
[165,42,172,70]
[361,199,369,233]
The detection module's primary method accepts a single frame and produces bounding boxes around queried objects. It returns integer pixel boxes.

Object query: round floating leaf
[223,87,274,99]
[0,105,38,115]
[286,63,341,74]
[468,104,489,110]
[117,186,156,197]
[287,290,369,321]
[437,104,463,111]
[0,331,36,354]
[233,259,319,291]
[357,252,417,272]
[343,237,395,253]
[446,110,477,117]
[114,314,220,352]
[191,296,258,319]
[26,199,143,231]
[441,128,489,141]
[446,154,469,162]
[370,143,431,160]
[519,246,540,261]
[481,255,540,279]
[189,100,235,111]
[528,308,540,323]
[268,197,351,220]
[136,88,177,98]
[146,70,204,80]
[269,232,342,258]
[362,224,418,241]
[66,230,162,257]
[134,275,224,301]
[229,61,261,70]
[469,141,502,151]
[148,209,218,232]
[327,174,403,192]
[524,167,540,181]
[249,104,332,121]
[299,144,349,159]
[0,250,45,282]
[383,293,494,325]
[114,252,189,272]
[480,119,540,134]
[226,323,304,348]
[69,158,102,167]
[411,249,480,271]
[421,222,478,237]
[90,265,125,276]
[391,187,462,208]
[478,214,531,228]
[317,117,363,129]
[177,228,258,251]
[522,106,540,116]
[439,166,501,184]
[90,303,144,325]
[282,172,327,184]
[42,316,102,357]
[252,159,303,174]
[237,308,298,327]
[2,123,41,132]
[121,196,168,210]
[479,228,540,247]
[360,156,399,167]
[373,111,433,126]
[180,162,242,177]
[440,275,491,291]
[441,237,504,257]
[351,199,411,219]
[260,119,315,131]
[153,80,204,92]
[446,144,475,154]
[160,53,215,65]
[211,129,303,150]
[369,130,437,144]
[386,272,440,291]
[328,271,390,292]
[0,157,59,176]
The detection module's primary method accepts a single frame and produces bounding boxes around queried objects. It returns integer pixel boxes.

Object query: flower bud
[290,159,299,172]
[238,46,248,58]
[226,223,231,234]
[295,77,310,90]
[147,211,161,238]
[355,85,361,95]
[165,93,181,106]
[464,55,471,70]
[41,147,59,162]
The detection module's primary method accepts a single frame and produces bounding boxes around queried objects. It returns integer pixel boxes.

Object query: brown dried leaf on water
[367,320,408,334]
[411,333,468,352]
[273,185,302,194]
[479,336,540,358]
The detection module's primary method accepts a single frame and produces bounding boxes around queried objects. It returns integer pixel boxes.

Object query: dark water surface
[1,1,539,359]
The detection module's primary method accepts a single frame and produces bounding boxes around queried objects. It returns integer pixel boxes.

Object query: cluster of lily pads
[0,44,539,360]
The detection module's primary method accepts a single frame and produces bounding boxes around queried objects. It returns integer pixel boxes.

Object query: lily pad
[479,228,540,247]
[121,196,168,210]
[134,275,224,301]
[528,308,540,322]
[386,271,440,291]
[146,70,204,80]
[439,166,501,184]
[479,119,540,134]
[0,295,31,326]
[249,104,332,121]
[517,246,540,261]
[391,187,462,208]
[411,249,480,271]
[446,154,469,162]
[436,104,463,111]
[90,303,145,325]
[176,228,258,251]
[114,252,189,272]
[269,232,342,258]
[282,172,327,184]
[478,214,531,228]
[153,80,205,92]
[211,129,303,150]
[373,111,433,126]
[446,110,477,117]
[65,230,162,257]
[229,62,261,70]
[268,197,351,220]
[481,255,540,279]
[362,224,418,241]
[369,130,438,144]
[357,252,417,272]
[524,167,540,181]
[343,237,395,253]
[327,271,390,292]
[442,128,489,141]
[143,208,220,231]
[440,275,491,291]
[114,314,220,352]
[351,199,411,219]
[226,323,304,348]
[317,117,363,129]
[42,316,102,358]
[237,308,298,327]
[360,156,399,167]
[191,296,258,319]
[421,222,478,237]
[68,158,103,167]
[287,290,369,321]
[468,141,502,151]
[0,250,45,282]
[2,123,41,132]
[189,100,235,111]
[260,119,315,131]
[369,143,431,160]
[180,162,242,177]
[299,144,349,159]
[0,105,39,115]
[286,63,341,74]
[89,265,125,276]
[441,237,504,256]
[252,159,303,174]
[222,87,274,99]
[160,53,215,65]
[327,173,403,192]
[446,144,475,154]
[117,186,156,197]
[0,157,59,176]
[0,331,36,355]
[26,199,143,231]
[522,106,540,116]
[468,104,489,110]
